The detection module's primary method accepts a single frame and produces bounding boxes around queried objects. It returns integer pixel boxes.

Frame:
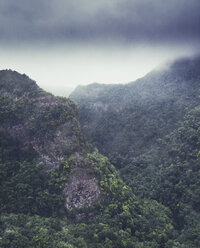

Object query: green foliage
[28,103,77,139]
[116,105,200,247]
[0,159,67,216]
[0,214,75,248]
[63,152,174,247]
[0,149,174,247]
[0,120,70,216]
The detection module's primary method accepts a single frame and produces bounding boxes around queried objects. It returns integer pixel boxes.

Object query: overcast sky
[0,0,199,95]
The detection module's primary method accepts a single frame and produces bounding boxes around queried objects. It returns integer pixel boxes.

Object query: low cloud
[0,0,199,45]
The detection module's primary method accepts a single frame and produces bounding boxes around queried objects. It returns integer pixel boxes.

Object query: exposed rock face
[64,168,101,210]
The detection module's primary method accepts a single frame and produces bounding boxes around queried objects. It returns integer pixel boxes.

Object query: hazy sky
[0,0,199,95]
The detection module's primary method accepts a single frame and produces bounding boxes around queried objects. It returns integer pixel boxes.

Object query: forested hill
[70,55,200,247]
[0,69,86,170]
[0,69,178,247]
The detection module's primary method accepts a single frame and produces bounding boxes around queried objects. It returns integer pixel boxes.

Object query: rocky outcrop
[64,168,101,210]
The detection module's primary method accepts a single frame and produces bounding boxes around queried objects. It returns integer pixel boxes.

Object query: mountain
[70,55,200,247]
[0,70,175,247]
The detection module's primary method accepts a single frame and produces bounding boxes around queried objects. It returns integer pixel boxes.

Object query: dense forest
[0,69,179,247]
[70,56,200,247]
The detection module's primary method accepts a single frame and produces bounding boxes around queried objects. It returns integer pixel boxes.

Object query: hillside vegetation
[0,70,176,247]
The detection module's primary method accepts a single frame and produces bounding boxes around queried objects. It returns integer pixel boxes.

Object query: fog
[0,42,198,96]
[0,0,199,96]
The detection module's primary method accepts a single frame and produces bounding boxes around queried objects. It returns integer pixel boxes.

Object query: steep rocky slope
[0,70,105,214]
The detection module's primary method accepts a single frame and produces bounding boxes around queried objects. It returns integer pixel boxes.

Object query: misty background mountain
[70,55,200,158]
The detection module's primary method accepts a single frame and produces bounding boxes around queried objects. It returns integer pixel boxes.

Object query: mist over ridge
[0,0,199,96]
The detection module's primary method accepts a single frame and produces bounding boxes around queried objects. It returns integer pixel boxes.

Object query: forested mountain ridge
[0,70,176,247]
[70,55,200,247]
[0,69,85,170]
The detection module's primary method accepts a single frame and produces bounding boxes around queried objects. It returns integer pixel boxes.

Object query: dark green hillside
[120,105,200,247]
[70,55,200,247]
[0,70,176,247]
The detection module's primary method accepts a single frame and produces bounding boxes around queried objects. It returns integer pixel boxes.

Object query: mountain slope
[0,70,175,247]
[0,70,85,170]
